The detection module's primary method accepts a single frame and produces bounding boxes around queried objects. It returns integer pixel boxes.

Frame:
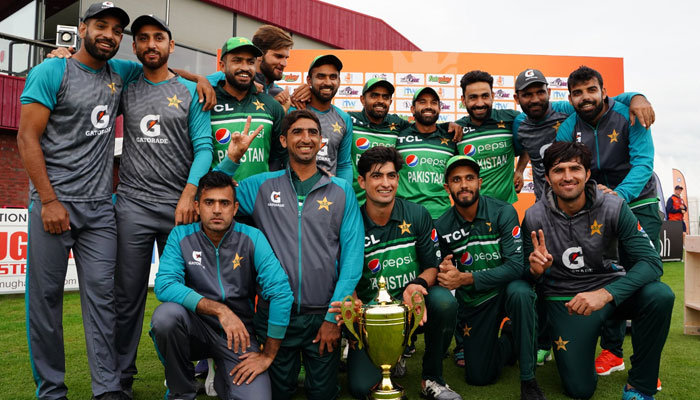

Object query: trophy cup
[341,276,425,400]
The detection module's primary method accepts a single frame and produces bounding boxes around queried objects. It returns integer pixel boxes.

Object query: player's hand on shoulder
[46,46,74,59]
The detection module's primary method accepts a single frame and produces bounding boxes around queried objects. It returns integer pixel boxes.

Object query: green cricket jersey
[210,82,285,181]
[348,111,410,204]
[455,109,520,204]
[435,195,525,307]
[395,124,457,219]
[357,198,441,303]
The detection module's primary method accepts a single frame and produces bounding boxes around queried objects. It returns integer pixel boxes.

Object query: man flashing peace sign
[522,141,673,400]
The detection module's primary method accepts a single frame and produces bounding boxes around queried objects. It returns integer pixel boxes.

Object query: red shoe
[657,378,662,391]
[595,350,625,375]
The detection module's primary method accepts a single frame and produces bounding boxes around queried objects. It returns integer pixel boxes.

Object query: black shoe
[521,379,547,400]
[92,391,129,400]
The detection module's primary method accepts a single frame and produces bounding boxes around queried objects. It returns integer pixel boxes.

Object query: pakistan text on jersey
[476,154,508,170]
[216,147,265,163]
[408,170,444,184]
[369,271,417,292]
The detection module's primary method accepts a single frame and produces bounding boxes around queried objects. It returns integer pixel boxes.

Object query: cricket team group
[17,2,674,400]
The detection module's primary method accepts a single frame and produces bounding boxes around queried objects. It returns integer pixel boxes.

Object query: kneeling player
[435,155,545,400]
[523,142,673,400]
[150,172,293,400]
[332,146,461,400]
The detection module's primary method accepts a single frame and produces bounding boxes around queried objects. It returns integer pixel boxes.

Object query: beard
[467,104,491,122]
[451,188,479,208]
[83,31,119,61]
[137,49,169,69]
[365,103,389,120]
[260,58,282,81]
[413,109,439,126]
[311,84,338,103]
[225,71,254,92]
[576,99,604,124]
[521,98,549,120]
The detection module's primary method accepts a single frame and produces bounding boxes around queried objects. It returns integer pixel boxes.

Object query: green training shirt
[357,198,441,303]
[210,82,285,181]
[455,109,520,203]
[349,111,410,205]
[396,124,457,219]
[435,195,525,307]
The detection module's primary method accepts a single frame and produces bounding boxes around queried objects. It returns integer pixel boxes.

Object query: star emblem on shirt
[485,222,492,232]
[332,121,342,133]
[107,82,116,94]
[440,138,450,145]
[253,99,266,110]
[232,253,243,270]
[554,336,569,351]
[590,219,603,235]
[553,121,561,132]
[317,196,333,211]
[389,123,398,131]
[497,120,506,129]
[463,324,472,337]
[608,129,619,143]
[398,220,412,235]
[167,94,183,108]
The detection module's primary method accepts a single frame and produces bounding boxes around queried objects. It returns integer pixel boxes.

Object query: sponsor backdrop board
[278,49,624,218]
[0,209,159,294]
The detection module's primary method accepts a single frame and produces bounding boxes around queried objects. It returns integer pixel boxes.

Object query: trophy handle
[407,291,425,346]
[340,295,363,349]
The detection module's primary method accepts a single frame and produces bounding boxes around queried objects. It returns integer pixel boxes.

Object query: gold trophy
[341,276,425,400]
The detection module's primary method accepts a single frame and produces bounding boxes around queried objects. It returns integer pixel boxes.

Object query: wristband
[42,198,58,205]
[408,277,429,291]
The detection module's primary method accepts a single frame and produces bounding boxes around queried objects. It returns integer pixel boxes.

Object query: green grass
[1,262,697,399]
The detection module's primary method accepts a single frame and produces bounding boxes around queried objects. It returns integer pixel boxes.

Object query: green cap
[412,86,440,104]
[444,155,480,182]
[220,37,262,59]
[362,78,395,95]
[308,54,343,74]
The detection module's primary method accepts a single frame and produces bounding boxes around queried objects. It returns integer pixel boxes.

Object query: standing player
[215,110,363,400]
[524,141,672,400]
[17,3,143,399]
[151,171,293,400]
[113,15,212,397]
[435,156,544,400]
[396,87,457,219]
[251,25,293,101]
[349,78,410,203]
[290,55,353,182]
[208,37,285,180]
[556,66,661,379]
[455,70,529,204]
[332,146,461,400]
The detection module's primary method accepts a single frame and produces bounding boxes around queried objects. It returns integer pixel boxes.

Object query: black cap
[515,69,548,91]
[131,14,171,39]
[308,54,343,74]
[675,185,684,190]
[83,2,130,28]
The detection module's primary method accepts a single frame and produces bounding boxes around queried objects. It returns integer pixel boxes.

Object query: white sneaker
[421,379,463,400]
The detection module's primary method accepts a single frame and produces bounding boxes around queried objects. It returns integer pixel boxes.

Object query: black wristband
[408,277,429,290]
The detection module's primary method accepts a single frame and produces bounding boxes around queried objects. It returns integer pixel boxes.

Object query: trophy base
[370,388,404,400]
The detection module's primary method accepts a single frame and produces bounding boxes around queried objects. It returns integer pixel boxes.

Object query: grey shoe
[391,356,407,378]
[421,379,463,400]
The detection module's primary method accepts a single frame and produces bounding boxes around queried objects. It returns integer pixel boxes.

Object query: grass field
[0,262,697,399]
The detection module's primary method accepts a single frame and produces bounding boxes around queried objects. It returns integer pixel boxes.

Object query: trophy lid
[372,276,397,305]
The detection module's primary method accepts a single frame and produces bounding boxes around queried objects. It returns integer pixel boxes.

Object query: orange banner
[278,49,625,219]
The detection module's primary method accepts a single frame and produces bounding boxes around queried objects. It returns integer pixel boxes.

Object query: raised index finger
[242,115,252,135]
[537,229,546,249]
[531,231,539,248]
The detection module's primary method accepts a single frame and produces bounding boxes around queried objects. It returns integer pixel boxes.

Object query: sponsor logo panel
[493,75,515,88]
[396,73,425,85]
[365,72,394,84]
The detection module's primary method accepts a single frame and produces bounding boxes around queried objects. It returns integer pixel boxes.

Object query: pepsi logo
[463,144,476,156]
[356,137,370,150]
[430,228,439,242]
[368,259,381,273]
[460,252,473,266]
[512,226,521,239]
[637,222,645,232]
[215,128,231,144]
[405,154,419,167]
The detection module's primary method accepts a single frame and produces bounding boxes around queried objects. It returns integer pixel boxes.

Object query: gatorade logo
[512,226,521,239]
[368,259,381,273]
[430,228,439,242]
[405,154,419,167]
[139,114,161,137]
[463,144,476,156]
[215,128,231,144]
[90,105,110,129]
[270,191,281,203]
[460,252,474,266]
[562,247,584,270]
[355,137,370,150]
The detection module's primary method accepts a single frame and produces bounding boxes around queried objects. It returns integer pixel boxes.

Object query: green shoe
[297,365,305,388]
[536,349,552,366]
